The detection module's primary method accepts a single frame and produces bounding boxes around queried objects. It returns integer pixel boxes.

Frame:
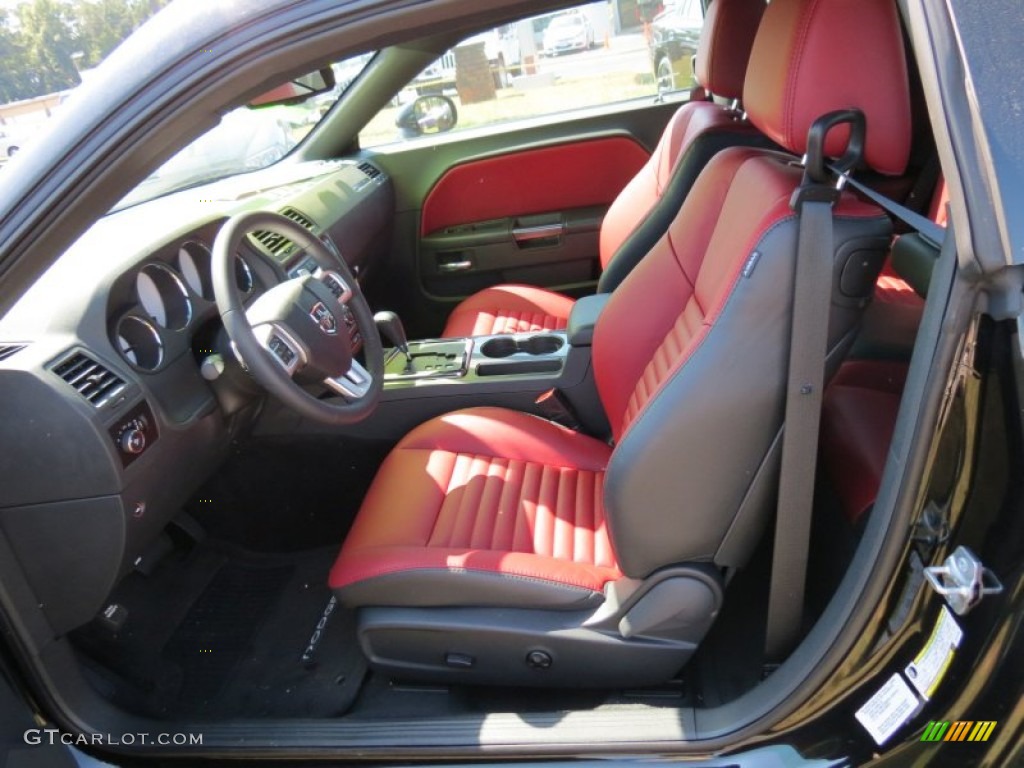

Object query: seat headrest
[695,0,766,100]
[743,0,911,176]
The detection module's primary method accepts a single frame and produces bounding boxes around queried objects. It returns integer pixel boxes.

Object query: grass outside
[360,69,658,148]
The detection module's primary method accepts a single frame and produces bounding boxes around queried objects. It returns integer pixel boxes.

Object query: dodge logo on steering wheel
[309,301,338,335]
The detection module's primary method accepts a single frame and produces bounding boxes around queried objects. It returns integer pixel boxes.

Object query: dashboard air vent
[250,208,317,258]
[250,229,292,257]
[281,207,317,231]
[0,343,26,363]
[358,162,381,180]
[53,352,126,408]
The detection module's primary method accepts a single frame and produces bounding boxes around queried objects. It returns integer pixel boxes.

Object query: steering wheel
[212,210,384,425]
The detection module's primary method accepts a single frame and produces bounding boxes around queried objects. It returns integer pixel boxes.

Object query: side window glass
[359,0,705,148]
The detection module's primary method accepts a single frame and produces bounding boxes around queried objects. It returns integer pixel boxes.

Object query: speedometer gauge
[136,264,192,330]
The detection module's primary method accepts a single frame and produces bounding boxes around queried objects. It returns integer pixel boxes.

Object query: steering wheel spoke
[251,322,307,377]
[325,359,373,399]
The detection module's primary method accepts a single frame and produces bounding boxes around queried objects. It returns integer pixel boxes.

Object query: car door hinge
[924,545,1003,615]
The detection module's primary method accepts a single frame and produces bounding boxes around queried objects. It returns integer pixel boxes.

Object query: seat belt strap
[763,114,946,661]
[763,109,866,661]
[764,190,836,661]
[837,168,947,248]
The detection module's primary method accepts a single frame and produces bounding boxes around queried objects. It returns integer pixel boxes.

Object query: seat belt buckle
[535,388,581,430]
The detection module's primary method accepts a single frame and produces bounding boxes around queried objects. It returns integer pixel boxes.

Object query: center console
[289,294,612,440]
[383,332,569,383]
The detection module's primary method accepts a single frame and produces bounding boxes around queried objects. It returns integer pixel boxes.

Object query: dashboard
[0,158,393,635]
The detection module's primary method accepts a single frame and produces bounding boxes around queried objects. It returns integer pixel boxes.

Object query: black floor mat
[162,561,293,710]
[72,543,366,720]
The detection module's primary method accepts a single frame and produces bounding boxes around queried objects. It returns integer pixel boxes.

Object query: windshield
[115,53,375,209]
[0,3,369,204]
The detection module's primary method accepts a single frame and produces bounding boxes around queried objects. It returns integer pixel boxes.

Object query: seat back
[592,0,912,579]
[597,0,769,293]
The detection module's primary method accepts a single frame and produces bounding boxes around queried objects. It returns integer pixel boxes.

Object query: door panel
[420,137,648,235]
[417,137,646,298]
[366,100,686,337]
[420,205,607,298]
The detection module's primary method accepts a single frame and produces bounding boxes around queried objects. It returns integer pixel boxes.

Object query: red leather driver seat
[331,0,911,687]
[440,0,768,338]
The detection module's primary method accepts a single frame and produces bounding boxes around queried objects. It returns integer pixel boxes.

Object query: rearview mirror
[248,67,336,108]
[396,95,458,139]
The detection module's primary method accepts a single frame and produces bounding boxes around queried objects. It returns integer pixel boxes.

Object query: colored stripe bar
[969,721,997,742]
[921,721,949,742]
[945,721,973,741]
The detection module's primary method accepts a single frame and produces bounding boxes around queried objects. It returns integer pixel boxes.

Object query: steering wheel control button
[342,307,362,347]
[526,650,553,670]
[320,272,351,302]
[269,336,296,366]
[309,301,338,336]
[445,652,475,669]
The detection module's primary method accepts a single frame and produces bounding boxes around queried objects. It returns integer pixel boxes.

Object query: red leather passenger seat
[440,0,767,338]
[331,0,911,686]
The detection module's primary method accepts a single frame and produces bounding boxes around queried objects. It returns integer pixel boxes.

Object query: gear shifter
[374,311,412,370]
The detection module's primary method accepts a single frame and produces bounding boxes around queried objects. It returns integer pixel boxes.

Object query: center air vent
[0,343,26,363]
[52,352,126,408]
[358,162,381,180]
[281,207,316,231]
[250,208,318,259]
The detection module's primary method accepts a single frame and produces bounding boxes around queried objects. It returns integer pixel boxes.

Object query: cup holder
[480,334,564,358]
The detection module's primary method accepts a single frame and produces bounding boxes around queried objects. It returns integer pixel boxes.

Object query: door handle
[437,259,473,273]
[512,223,565,243]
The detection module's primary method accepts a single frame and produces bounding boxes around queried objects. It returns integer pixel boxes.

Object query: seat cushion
[440,284,574,338]
[330,407,621,610]
[821,360,909,523]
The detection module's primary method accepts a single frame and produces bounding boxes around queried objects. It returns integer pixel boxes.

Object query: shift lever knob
[373,311,410,357]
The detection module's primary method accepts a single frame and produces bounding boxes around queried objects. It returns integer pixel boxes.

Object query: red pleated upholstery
[330,408,621,604]
[428,453,614,565]
[441,284,573,338]
[622,294,706,429]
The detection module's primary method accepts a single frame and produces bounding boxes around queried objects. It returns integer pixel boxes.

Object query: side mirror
[248,67,337,108]
[395,95,458,139]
